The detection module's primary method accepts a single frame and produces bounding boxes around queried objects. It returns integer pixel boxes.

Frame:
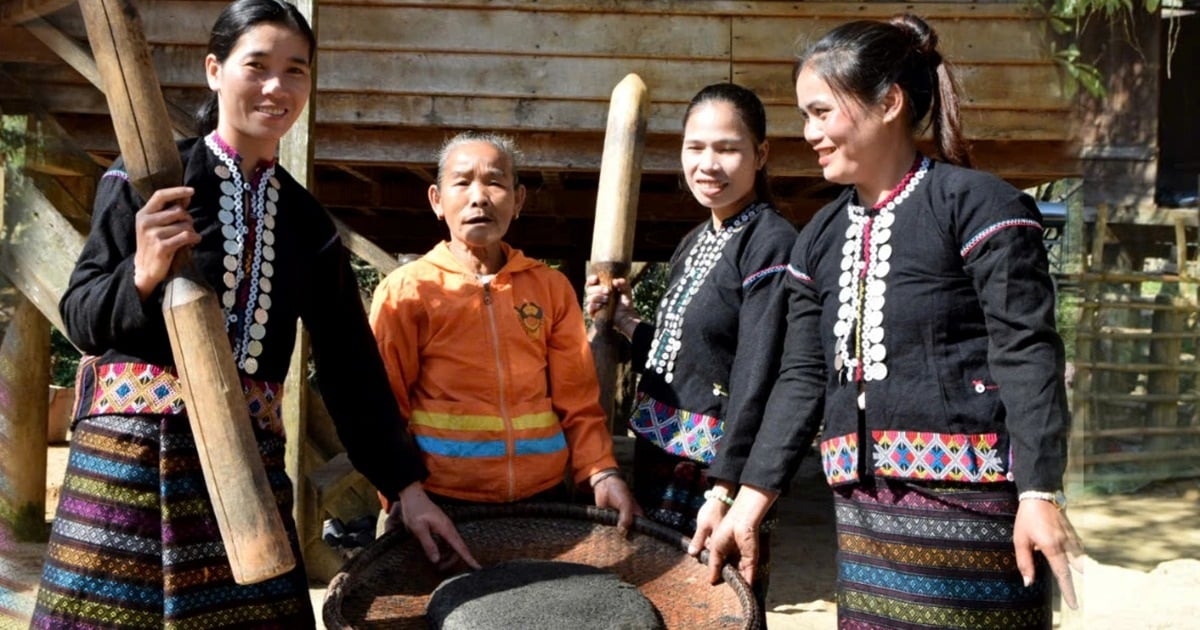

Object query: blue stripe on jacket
[416,434,568,458]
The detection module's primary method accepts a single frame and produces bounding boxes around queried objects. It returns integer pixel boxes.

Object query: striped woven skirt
[31,413,314,629]
[834,478,1051,629]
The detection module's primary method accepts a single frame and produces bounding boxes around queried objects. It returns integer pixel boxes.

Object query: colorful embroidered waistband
[820,430,1009,486]
[821,433,860,485]
[74,360,283,432]
[628,391,723,464]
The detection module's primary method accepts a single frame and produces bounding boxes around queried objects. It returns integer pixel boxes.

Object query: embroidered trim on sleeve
[742,264,788,289]
[787,264,813,284]
[960,219,1041,258]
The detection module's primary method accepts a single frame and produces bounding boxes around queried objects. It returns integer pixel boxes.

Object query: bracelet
[703,489,735,507]
[1018,490,1066,509]
[589,469,621,489]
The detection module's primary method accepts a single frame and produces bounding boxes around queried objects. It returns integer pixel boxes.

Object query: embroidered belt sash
[73,358,284,436]
[629,391,723,464]
[820,430,1009,486]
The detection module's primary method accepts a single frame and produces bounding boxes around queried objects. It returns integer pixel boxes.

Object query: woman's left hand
[703,485,777,587]
[1013,497,1084,609]
[688,483,735,558]
[591,471,642,536]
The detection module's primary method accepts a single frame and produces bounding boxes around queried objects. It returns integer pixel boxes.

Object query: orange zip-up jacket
[369,242,618,503]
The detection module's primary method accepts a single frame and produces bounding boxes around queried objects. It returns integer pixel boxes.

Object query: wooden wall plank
[317,51,730,102]
[10,47,727,102]
[48,1,1038,57]
[50,114,1077,181]
[317,0,1036,19]
[59,2,699,56]
[318,7,730,57]
[767,105,1073,141]
[737,61,1067,110]
[734,15,1051,64]
[27,82,1069,142]
[19,46,1063,112]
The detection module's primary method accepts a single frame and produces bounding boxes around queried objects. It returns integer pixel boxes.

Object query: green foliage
[349,253,382,301]
[50,328,81,387]
[1039,0,1161,99]
[1055,45,1107,98]
[1056,292,1080,362]
[0,115,28,168]
[631,263,669,322]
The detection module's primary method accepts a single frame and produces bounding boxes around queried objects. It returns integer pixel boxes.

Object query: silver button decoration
[832,157,930,386]
[646,202,767,385]
[204,132,279,375]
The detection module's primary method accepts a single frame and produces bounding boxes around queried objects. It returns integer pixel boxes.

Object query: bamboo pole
[588,74,648,434]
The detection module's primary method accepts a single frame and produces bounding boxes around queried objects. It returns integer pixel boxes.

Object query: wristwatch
[1018,489,1067,510]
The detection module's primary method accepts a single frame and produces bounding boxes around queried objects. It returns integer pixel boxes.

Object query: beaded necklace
[833,155,930,388]
[204,131,280,375]
[646,202,766,384]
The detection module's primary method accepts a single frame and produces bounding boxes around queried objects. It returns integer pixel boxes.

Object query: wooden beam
[0,0,74,25]
[22,16,195,136]
[541,171,563,191]
[0,168,86,337]
[337,164,381,206]
[406,166,435,185]
[22,16,101,87]
[28,172,92,231]
[333,215,399,276]
[337,164,374,185]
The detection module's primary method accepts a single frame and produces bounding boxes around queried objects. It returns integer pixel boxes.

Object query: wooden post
[0,294,50,542]
[1076,205,1104,480]
[1174,216,1188,279]
[1147,292,1183,480]
[588,74,648,434]
[278,0,317,562]
[79,0,293,584]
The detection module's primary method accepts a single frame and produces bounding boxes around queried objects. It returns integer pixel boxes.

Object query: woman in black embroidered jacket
[585,83,796,613]
[33,1,473,627]
[704,14,1082,629]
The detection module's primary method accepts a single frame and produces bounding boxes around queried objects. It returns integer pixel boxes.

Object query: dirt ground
[4,447,1197,629]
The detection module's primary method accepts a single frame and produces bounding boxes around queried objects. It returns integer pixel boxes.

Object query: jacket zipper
[482,280,516,500]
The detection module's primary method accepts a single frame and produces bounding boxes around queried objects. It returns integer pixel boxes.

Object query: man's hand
[591,469,642,535]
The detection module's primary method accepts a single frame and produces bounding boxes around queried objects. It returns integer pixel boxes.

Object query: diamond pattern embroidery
[92,363,184,415]
[872,431,1006,482]
[821,433,859,485]
[87,363,282,437]
[244,380,283,437]
[629,392,723,464]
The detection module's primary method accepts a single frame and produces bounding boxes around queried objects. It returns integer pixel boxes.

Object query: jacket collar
[424,241,540,278]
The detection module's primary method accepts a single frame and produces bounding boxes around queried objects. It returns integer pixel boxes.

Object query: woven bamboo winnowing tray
[323,503,760,629]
